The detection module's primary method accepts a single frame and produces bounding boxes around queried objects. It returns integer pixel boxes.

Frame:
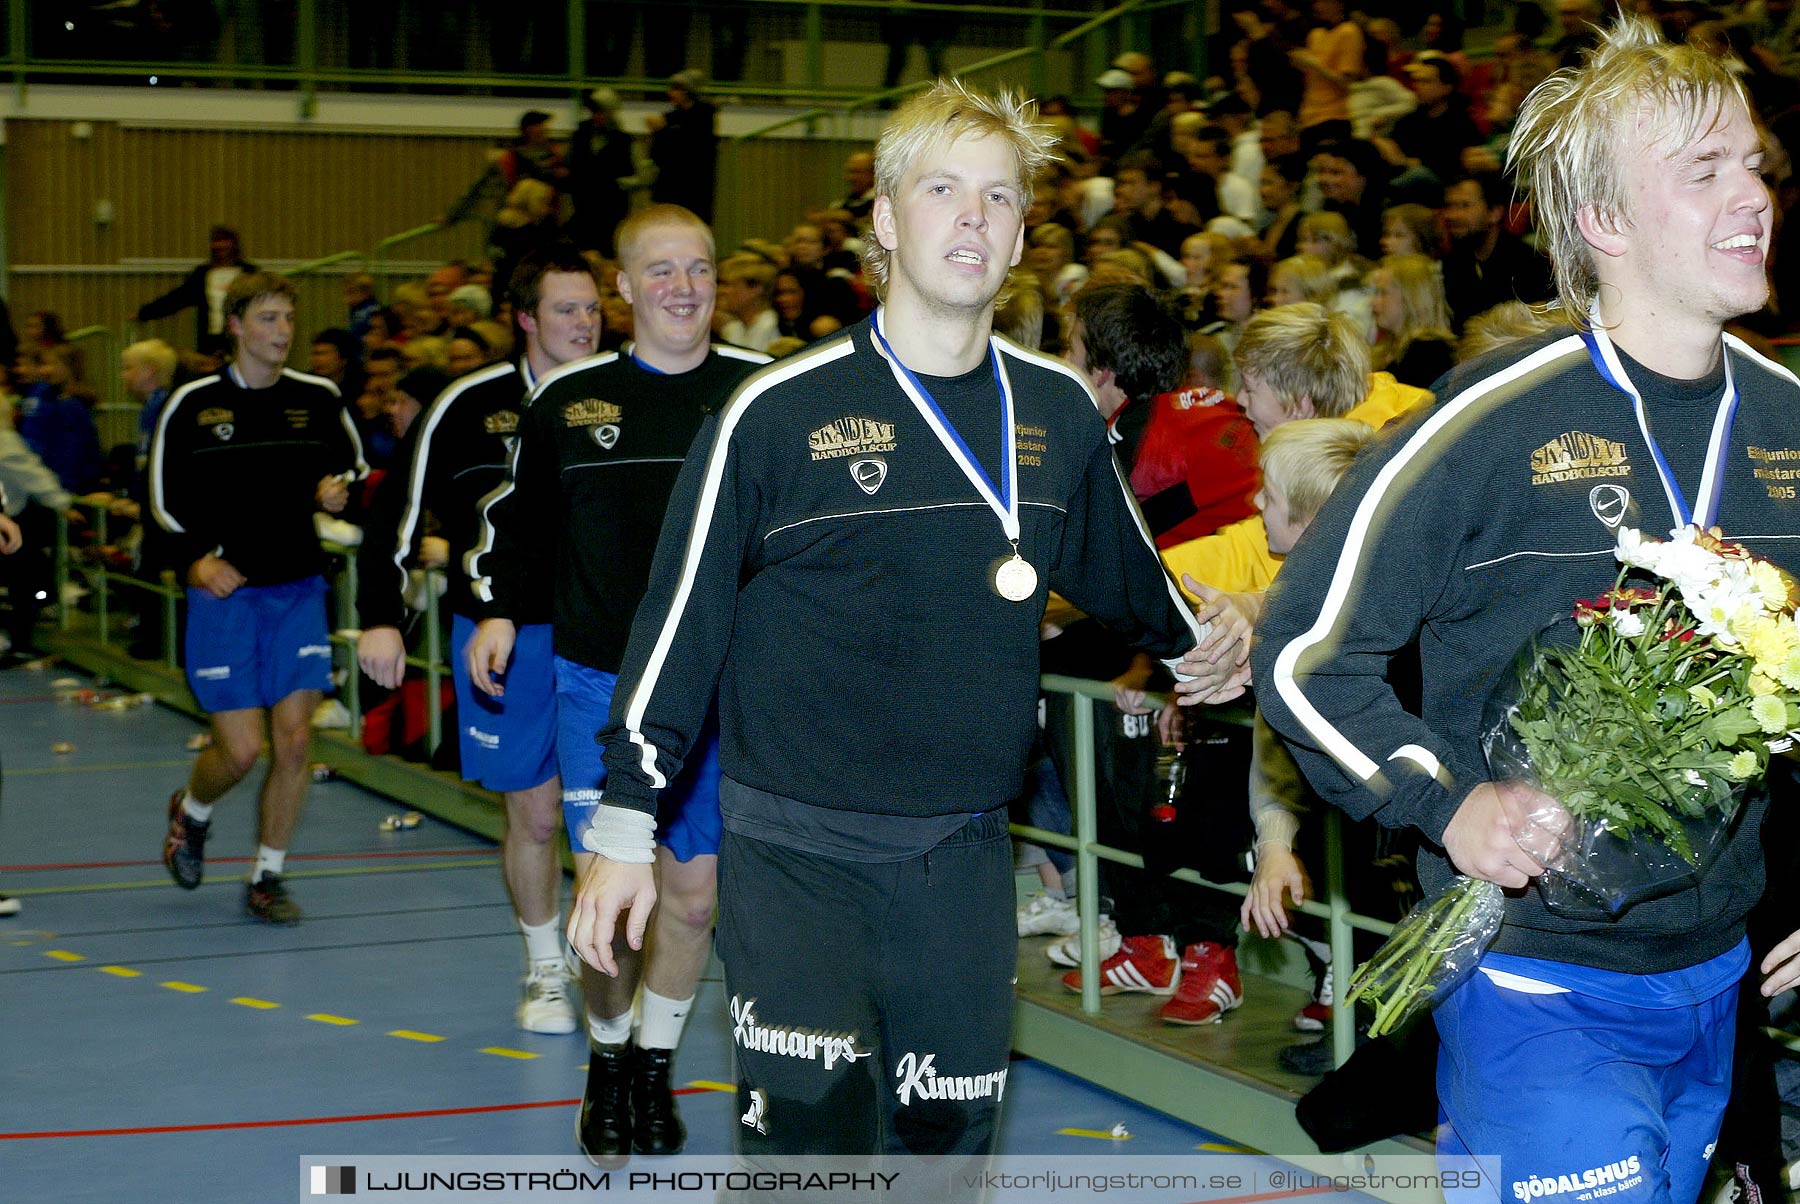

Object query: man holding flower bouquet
[1248,16,1800,1204]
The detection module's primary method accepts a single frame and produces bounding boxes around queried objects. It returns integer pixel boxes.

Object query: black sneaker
[245,874,302,925]
[578,1042,634,1166]
[162,790,209,890]
[631,1046,686,1155]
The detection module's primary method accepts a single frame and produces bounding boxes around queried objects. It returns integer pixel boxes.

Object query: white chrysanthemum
[1614,527,1659,571]
[1612,609,1647,637]
[1686,587,1743,643]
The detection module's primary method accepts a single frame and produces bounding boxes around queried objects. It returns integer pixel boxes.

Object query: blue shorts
[185,576,333,713]
[1434,941,1748,1204]
[553,655,721,862]
[449,614,558,794]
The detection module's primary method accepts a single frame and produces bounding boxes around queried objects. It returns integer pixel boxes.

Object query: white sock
[181,792,214,824]
[1292,933,1332,963]
[587,1008,634,1048]
[519,914,564,966]
[251,845,285,883]
[636,988,693,1050]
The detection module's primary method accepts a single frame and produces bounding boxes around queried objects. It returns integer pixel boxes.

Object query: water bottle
[1151,745,1185,824]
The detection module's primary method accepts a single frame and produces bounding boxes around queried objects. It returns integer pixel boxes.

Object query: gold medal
[994,553,1039,602]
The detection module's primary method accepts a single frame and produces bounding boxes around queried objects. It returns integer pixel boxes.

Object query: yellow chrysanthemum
[1752,560,1794,612]
[1750,670,1781,697]
[1752,694,1789,734]
[1743,616,1799,674]
[1728,749,1761,780]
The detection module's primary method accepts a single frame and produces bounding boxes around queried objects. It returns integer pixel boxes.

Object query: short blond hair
[122,338,179,389]
[1182,230,1234,272]
[616,204,715,273]
[721,255,776,292]
[1234,302,1369,418]
[1508,15,1753,323]
[1454,300,1569,362]
[1269,254,1338,304]
[1260,417,1375,524]
[863,79,1059,293]
[994,268,1045,348]
[470,318,515,363]
[401,335,449,371]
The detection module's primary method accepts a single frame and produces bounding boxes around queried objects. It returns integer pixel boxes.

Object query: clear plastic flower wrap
[1346,873,1505,1035]
[1346,525,1799,1036]
[1479,623,1750,920]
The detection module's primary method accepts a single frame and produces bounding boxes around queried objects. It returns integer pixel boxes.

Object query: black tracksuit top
[598,318,1206,822]
[359,360,540,630]
[1255,325,1800,974]
[467,345,770,670]
[148,366,366,585]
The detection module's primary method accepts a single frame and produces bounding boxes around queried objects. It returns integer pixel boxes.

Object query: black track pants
[717,809,1016,1157]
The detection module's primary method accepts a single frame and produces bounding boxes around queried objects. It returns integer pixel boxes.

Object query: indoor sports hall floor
[0,663,1266,1202]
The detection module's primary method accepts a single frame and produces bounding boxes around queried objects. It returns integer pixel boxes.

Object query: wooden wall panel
[7,118,501,267]
[4,117,856,418]
[715,136,867,252]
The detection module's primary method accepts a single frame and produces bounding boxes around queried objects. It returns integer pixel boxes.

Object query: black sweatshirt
[148,365,366,585]
[359,360,544,629]
[598,318,1207,822]
[1253,325,1800,974]
[467,345,769,669]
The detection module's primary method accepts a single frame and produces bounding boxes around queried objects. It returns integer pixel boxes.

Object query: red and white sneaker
[1061,934,1180,996]
[1159,942,1243,1025]
[1293,959,1334,1032]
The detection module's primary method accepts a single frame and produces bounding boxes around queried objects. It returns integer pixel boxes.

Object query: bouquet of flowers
[1348,525,1800,1036]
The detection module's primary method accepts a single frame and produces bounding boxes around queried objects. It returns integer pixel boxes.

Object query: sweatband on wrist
[575,803,657,863]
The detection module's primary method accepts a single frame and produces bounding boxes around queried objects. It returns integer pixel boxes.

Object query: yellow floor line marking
[307,1013,359,1026]
[44,949,84,962]
[7,859,494,898]
[97,965,141,978]
[230,996,280,1010]
[480,1047,538,1060]
[1058,1127,1131,1141]
[161,981,207,993]
[9,760,194,776]
[687,1080,735,1093]
[389,1030,445,1043]
[1198,1141,1258,1153]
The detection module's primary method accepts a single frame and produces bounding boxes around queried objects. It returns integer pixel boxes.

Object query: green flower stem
[1351,877,1498,1037]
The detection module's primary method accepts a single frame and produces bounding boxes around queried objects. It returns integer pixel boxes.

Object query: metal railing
[56,497,181,671]
[1032,674,1373,1067]
[371,224,446,301]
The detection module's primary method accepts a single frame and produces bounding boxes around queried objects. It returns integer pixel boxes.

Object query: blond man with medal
[1251,18,1800,1203]
[571,80,1225,1157]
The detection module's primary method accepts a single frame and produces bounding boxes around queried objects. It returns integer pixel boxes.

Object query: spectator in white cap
[647,71,718,223]
[1097,66,1155,168]
[568,87,638,257]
